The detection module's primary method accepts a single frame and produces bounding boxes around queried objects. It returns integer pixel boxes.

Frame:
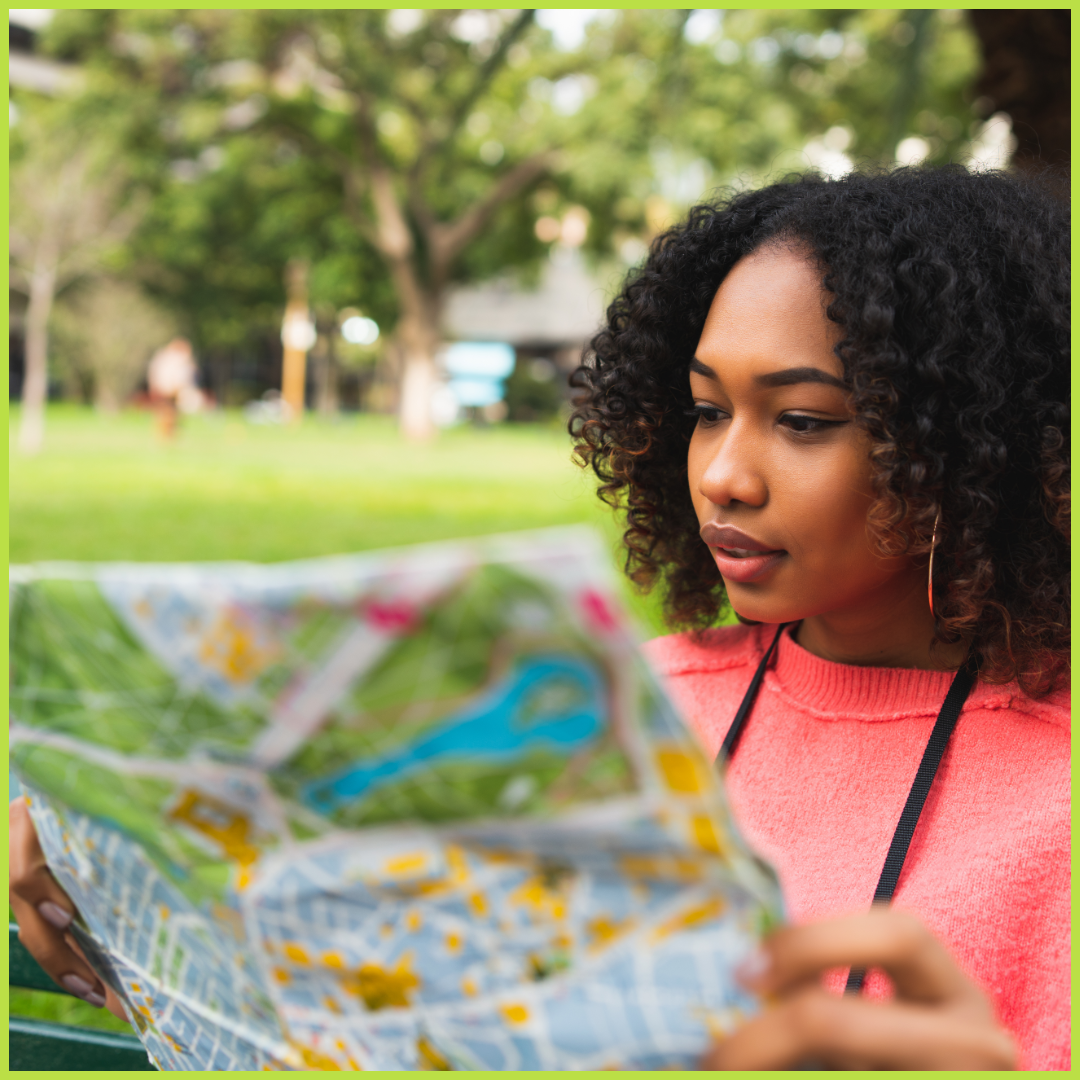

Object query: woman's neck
[794,572,968,671]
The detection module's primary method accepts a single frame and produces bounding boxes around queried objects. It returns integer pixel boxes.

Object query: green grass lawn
[10,405,667,633]
[9,405,674,1036]
[9,986,138,1036]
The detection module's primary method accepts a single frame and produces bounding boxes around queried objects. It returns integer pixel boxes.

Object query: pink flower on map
[365,599,417,634]
[580,589,618,633]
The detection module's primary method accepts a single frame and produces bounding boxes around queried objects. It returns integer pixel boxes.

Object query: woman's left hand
[702,908,1017,1070]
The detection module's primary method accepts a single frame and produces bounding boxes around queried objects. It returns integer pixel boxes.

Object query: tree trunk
[313,352,339,416]
[396,309,442,442]
[94,381,121,414]
[968,9,1070,177]
[312,321,340,417]
[17,262,57,455]
[364,163,447,442]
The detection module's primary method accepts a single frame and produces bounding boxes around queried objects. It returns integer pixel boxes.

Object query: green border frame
[4,7,1074,1078]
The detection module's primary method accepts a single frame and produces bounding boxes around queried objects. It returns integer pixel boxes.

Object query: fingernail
[63,974,106,1008]
[61,973,97,999]
[735,946,771,987]
[38,900,73,930]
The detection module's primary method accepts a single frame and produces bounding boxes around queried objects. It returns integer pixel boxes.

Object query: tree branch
[428,148,557,281]
[447,10,536,142]
[412,9,536,186]
[350,90,433,323]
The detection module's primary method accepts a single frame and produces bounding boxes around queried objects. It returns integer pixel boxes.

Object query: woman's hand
[9,796,128,1022]
[703,908,1017,1070]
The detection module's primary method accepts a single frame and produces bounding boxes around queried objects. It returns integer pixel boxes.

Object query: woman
[10,166,1069,1069]
[569,166,1069,1069]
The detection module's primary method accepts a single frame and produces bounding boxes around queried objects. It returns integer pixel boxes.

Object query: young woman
[10,166,1068,1069]
[569,166,1069,1069]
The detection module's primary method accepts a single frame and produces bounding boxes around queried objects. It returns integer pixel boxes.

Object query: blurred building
[444,248,607,382]
[9,10,79,96]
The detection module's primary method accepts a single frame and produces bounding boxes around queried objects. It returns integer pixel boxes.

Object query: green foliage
[554,9,980,246]
[25,11,981,389]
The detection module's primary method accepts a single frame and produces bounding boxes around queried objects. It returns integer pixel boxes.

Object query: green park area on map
[11,557,636,907]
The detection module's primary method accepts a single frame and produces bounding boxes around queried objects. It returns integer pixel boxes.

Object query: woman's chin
[725,588,803,628]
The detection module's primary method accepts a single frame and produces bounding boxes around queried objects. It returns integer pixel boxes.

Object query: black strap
[718,627,977,997]
[718,622,789,763]
[843,659,975,993]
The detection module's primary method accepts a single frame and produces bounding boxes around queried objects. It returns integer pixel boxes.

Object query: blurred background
[8,6,1069,581]
[5,6,1070,1034]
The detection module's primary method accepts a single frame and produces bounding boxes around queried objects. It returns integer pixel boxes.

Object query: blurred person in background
[147,337,198,440]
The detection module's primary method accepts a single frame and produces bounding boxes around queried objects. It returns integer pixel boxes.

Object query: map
[10,527,783,1070]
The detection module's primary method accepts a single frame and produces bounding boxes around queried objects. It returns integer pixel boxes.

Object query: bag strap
[717,625,977,996]
[717,622,789,763]
[843,659,976,993]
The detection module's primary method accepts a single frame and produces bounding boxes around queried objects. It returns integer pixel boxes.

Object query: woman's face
[688,243,925,636]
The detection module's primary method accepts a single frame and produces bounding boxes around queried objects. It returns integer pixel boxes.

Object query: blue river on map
[300,654,606,814]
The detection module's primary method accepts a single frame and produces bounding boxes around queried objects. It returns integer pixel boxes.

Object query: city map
[10,527,783,1070]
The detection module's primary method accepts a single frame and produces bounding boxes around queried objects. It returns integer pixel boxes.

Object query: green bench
[9,923,157,1070]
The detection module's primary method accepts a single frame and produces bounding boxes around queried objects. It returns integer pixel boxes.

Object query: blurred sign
[446,378,503,408]
[443,342,515,379]
[442,341,515,410]
[281,311,317,352]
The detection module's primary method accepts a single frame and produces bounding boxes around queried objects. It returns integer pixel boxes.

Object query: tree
[228,9,562,439]
[52,278,176,412]
[9,106,143,452]
[967,9,1069,177]
[41,9,562,438]
[35,9,987,435]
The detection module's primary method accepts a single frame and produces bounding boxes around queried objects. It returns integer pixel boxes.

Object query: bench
[9,923,157,1070]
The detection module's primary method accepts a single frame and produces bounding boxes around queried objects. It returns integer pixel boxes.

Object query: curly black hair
[570,166,1069,696]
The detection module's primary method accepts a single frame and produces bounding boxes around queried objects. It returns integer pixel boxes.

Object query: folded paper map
[10,527,783,1071]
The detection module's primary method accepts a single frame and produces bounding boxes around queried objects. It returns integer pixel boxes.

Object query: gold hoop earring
[928,512,941,619]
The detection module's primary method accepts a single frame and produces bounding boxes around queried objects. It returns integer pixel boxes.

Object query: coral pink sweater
[643,623,1070,1071]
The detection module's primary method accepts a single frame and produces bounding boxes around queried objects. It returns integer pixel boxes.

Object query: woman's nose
[696,424,768,509]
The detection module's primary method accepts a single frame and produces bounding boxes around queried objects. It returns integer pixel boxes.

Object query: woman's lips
[699,522,787,584]
[710,548,786,584]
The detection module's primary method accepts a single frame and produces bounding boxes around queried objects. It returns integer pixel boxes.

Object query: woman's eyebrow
[689,358,846,390]
[755,367,847,389]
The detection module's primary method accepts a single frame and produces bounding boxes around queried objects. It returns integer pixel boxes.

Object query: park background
[8,6,1068,1034]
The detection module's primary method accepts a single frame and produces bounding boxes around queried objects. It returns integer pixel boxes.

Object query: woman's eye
[780,413,843,434]
[686,404,726,426]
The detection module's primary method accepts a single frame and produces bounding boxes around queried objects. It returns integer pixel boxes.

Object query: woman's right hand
[9,796,127,1019]
[701,909,1017,1070]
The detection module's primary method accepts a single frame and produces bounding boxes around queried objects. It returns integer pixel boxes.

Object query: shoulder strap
[717,622,789,763]
[844,659,977,994]
[716,625,977,996]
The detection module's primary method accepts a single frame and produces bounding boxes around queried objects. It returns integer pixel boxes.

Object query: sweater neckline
[769,623,961,720]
